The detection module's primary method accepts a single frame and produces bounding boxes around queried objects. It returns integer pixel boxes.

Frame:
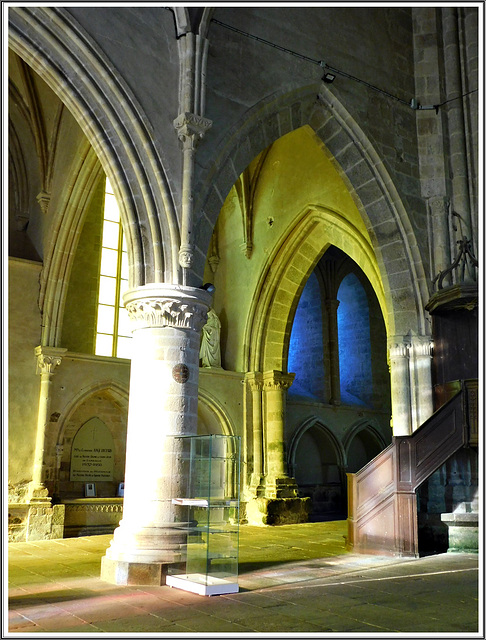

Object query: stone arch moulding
[287,417,346,479]
[8,6,180,286]
[198,388,235,438]
[39,144,103,347]
[245,204,388,374]
[342,419,390,468]
[193,82,428,338]
[55,381,129,449]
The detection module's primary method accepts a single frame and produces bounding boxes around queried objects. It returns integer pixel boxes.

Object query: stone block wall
[8,503,66,543]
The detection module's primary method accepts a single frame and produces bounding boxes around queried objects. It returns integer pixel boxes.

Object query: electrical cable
[435,88,478,109]
[211,18,477,112]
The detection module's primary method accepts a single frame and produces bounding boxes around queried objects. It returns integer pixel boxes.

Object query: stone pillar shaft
[388,335,434,436]
[325,299,341,405]
[262,370,297,498]
[410,337,434,429]
[246,372,264,492]
[32,346,66,498]
[389,339,412,436]
[101,284,211,582]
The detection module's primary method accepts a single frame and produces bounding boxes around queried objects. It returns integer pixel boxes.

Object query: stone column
[325,299,341,405]
[428,196,452,284]
[101,284,211,585]
[442,8,473,252]
[262,370,297,498]
[388,339,412,436]
[245,372,264,496]
[173,112,212,280]
[31,346,66,500]
[410,336,434,431]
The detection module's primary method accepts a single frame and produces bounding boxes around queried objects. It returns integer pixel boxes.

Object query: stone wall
[8,258,42,490]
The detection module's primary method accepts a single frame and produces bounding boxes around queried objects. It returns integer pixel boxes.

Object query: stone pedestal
[101,284,211,585]
[441,502,479,553]
[246,496,311,526]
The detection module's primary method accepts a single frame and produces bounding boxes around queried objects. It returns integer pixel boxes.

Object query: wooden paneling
[347,382,476,557]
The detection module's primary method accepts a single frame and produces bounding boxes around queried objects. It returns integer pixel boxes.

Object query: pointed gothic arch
[343,419,390,472]
[194,83,429,339]
[9,7,180,287]
[198,388,236,437]
[245,204,386,373]
[55,380,130,448]
[287,417,346,476]
[38,143,103,346]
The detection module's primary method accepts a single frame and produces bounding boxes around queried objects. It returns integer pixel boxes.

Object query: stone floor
[6,521,482,636]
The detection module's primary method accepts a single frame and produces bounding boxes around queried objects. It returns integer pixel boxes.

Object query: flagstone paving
[7,521,481,635]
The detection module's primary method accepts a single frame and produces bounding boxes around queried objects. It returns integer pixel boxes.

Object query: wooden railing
[346,380,477,557]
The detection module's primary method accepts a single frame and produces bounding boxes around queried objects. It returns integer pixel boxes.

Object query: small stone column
[262,370,297,498]
[388,339,412,436]
[245,372,264,495]
[410,336,434,430]
[31,346,66,500]
[325,299,341,405]
[245,371,310,525]
[101,284,211,585]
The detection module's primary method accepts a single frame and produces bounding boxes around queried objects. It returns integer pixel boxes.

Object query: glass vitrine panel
[167,434,240,596]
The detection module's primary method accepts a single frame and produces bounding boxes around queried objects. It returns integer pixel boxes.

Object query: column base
[264,475,300,499]
[246,473,266,497]
[28,483,51,502]
[246,496,312,526]
[100,556,169,586]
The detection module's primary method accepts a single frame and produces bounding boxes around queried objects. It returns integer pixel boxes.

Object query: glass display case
[166,434,241,596]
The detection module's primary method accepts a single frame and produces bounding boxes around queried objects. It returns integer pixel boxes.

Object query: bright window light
[95,177,132,359]
[98,276,117,305]
[97,304,115,334]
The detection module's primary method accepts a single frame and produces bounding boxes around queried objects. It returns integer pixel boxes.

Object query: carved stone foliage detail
[70,503,123,513]
[263,371,295,391]
[389,342,409,359]
[173,112,212,149]
[126,298,208,332]
[35,346,66,375]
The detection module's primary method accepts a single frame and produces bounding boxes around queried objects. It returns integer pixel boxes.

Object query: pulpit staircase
[346,380,478,557]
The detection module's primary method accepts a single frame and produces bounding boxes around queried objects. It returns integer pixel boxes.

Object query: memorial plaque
[70,417,114,481]
[172,363,190,383]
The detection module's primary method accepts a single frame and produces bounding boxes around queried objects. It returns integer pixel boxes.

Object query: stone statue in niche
[199,307,222,368]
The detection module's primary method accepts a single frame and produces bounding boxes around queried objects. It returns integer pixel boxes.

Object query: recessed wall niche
[57,389,128,499]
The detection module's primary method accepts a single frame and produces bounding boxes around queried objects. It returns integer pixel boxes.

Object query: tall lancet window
[95,178,132,358]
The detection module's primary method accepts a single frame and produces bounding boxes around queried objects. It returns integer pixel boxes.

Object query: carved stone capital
[123,284,212,332]
[246,372,263,392]
[325,298,340,312]
[35,346,67,376]
[15,212,29,231]
[388,340,409,359]
[427,195,449,218]
[36,190,51,215]
[411,337,433,358]
[263,370,295,391]
[208,254,220,273]
[173,112,212,149]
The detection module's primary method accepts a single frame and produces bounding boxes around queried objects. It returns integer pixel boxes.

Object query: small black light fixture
[322,72,336,84]
[201,283,215,294]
